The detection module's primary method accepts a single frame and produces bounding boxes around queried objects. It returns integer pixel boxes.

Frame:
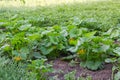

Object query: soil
[48,59,112,80]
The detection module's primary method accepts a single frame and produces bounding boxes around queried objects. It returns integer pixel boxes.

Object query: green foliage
[27,59,53,80]
[0,0,120,72]
[0,18,116,70]
[64,70,76,80]
[105,47,120,80]
[103,25,120,39]
[111,63,120,80]
[0,57,53,80]
[114,71,120,80]
[113,47,120,56]
[64,70,92,80]
[77,35,113,70]
[0,57,37,80]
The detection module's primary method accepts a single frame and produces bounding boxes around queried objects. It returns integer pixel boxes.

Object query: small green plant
[67,27,114,70]
[105,58,120,80]
[64,70,92,80]
[78,36,113,70]
[64,70,76,80]
[27,59,53,80]
[105,46,120,80]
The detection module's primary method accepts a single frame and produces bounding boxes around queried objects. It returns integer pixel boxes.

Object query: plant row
[1,17,120,70]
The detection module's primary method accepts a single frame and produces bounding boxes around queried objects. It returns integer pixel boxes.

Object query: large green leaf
[105,58,117,63]
[67,46,78,53]
[80,61,102,70]
[33,52,44,59]
[113,47,120,56]
[40,46,54,55]
[12,47,29,59]
[114,71,120,80]
[0,34,6,43]
[100,45,110,52]
[20,47,29,54]
[28,33,40,41]
[84,31,97,38]
[49,36,59,45]
[12,50,18,56]
[19,24,31,31]
[110,30,119,38]
[0,44,11,51]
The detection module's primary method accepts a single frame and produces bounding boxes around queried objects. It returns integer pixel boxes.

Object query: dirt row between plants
[49,59,112,80]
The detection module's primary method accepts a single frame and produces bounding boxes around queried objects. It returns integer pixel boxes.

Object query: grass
[0,57,37,80]
[0,0,120,31]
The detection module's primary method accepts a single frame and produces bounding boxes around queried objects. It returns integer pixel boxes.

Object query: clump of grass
[0,57,37,80]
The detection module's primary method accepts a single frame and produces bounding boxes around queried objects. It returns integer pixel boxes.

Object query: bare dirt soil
[49,59,112,80]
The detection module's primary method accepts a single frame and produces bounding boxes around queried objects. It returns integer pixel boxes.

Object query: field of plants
[0,0,120,80]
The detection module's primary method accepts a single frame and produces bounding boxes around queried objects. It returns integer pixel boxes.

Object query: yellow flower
[69,38,77,45]
[69,38,74,41]
[14,56,22,61]
[77,49,85,55]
